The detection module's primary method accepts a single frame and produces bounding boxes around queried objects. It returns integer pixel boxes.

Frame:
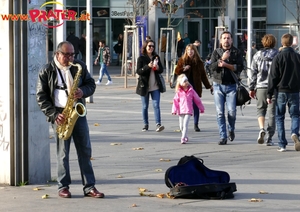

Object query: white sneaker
[257,129,265,144]
[277,147,286,152]
[95,80,101,85]
[106,80,112,85]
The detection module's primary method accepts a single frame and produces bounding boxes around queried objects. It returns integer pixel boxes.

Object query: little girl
[172,74,205,144]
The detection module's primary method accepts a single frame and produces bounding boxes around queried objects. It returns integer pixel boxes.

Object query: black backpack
[165,155,237,199]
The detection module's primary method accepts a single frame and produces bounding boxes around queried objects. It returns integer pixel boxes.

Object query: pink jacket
[172,86,205,115]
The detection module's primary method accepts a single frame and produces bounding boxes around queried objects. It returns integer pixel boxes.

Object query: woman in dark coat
[175,44,213,132]
[136,39,165,132]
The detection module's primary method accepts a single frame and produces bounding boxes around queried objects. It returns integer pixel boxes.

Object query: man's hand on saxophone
[74,88,83,99]
[55,113,66,126]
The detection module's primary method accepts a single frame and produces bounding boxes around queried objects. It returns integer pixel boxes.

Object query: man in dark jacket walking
[267,33,300,152]
[209,31,244,145]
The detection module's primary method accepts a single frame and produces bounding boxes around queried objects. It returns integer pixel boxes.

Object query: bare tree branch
[212,0,228,27]
[281,0,300,24]
[153,0,203,28]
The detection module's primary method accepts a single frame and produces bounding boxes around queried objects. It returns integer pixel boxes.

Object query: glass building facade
[46,0,298,60]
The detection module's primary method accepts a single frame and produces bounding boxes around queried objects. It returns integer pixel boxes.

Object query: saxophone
[56,62,87,140]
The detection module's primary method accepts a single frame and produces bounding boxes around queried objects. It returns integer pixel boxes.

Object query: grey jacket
[249,48,279,91]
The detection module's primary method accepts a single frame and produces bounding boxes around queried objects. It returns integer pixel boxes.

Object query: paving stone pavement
[1,65,300,212]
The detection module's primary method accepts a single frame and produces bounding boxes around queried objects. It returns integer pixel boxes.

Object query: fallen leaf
[131,204,137,207]
[156,193,165,198]
[94,123,100,126]
[116,175,123,178]
[174,129,181,132]
[249,198,263,202]
[160,158,171,162]
[166,192,175,199]
[259,190,269,194]
[33,187,43,191]
[132,147,144,150]
[155,169,163,172]
[110,143,122,146]
[49,135,53,139]
[90,157,94,160]
[139,188,148,192]
[42,194,49,199]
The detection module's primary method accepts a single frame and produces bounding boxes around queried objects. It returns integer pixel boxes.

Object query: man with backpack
[249,34,279,146]
[94,40,112,85]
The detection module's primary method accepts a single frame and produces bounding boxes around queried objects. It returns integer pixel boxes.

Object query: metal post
[86,0,93,103]
[247,0,252,79]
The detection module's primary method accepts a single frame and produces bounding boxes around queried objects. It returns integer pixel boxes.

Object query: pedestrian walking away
[95,39,112,85]
[267,33,300,152]
[248,34,279,146]
[209,31,244,145]
[136,39,165,132]
[172,74,205,144]
[36,41,105,198]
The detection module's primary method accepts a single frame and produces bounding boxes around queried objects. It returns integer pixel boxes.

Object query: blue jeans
[52,116,96,193]
[276,92,299,148]
[141,89,161,125]
[98,63,111,82]
[193,101,200,125]
[213,82,237,139]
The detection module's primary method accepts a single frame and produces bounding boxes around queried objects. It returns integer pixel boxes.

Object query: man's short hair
[281,33,293,47]
[220,31,232,39]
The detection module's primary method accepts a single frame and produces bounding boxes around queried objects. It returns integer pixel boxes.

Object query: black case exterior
[165,156,237,199]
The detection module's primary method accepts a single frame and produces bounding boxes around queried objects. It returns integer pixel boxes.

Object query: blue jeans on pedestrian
[213,82,237,139]
[141,89,161,126]
[276,92,299,148]
[98,63,111,82]
[193,101,200,125]
[52,116,96,193]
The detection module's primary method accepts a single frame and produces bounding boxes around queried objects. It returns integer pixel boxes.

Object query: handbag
[158,74,166,93]
[169,65,177,89]
[136,76,147,96]
[229,71,251,107]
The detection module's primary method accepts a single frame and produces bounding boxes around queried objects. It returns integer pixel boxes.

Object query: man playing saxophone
[36,41,104,198]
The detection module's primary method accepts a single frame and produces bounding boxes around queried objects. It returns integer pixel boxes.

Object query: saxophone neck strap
[57,68,69,96]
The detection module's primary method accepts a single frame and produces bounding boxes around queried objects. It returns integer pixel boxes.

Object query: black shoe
[194,124,200,132]
[142,125,148,132]
[228,131,235,141]
[156,124,165,132]
[218,138,227,145]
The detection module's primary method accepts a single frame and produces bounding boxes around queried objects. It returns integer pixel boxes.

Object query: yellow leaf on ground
[132,147,144,150]
[156,193,165,198]
[90,157,95,160]
[139,188,148,192]
[155,169,163,172]
[94,123,100,126]
[160,158,171,162]
[117,175,123,178]
[131,204,137,207]
[33,187,43,191]
[42,194,49,199]
[259,190,269,194]
[110,143,122,145]
[249,198,263,202]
